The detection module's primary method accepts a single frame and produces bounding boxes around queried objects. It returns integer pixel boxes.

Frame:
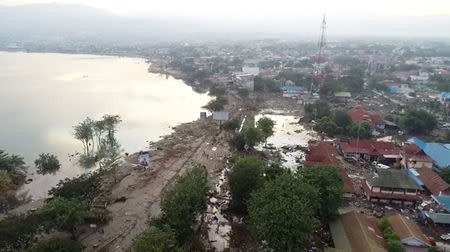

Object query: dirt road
[80,118,231,251]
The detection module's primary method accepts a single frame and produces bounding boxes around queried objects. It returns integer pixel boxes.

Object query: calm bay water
[0,51,211,199]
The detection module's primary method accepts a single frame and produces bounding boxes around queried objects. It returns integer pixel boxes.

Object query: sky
[1,0,450,18]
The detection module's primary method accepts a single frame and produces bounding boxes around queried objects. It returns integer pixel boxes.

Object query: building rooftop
[368,169,421,190]
[413,168,450,196]
[388,214,430,247]
[328,211,387,252]
[347,106,385,127]
[410,137,450,169]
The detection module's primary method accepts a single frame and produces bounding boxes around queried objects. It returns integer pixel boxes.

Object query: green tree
[304,101,331,121]
[244,127,263,147]
[314,116,340,136]
[256,117,275,145]
[265,163,285,180]
[440,169,450,184]
[25,238,83,252]
[333,110,353,129]
[349,122,372,139]
[39,197,89,239]
[0,150,26,185]
[248,173,319,251]
[0,213,42,251]
[229,157,264,211]
[35,153,61,175]
[73,117,94,155]
[223,118,240,131]
[403,109,437,134]
[203,97,228,112]
[209,85,226,96]
[160,165,208,242]
[0,170,16,207]
[102,114,122,148]
[386,239,405,252]
[299,166,344,221]
[130,226,182,252]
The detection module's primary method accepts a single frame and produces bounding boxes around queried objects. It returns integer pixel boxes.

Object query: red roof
[347,106,385,127]
[415,168,450,196]
[304,141,340,167]
[403,143,433,165]
[304,142,355,194]
[340,139,400,157]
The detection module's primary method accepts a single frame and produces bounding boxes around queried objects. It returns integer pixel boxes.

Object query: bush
[39,197,89,238]
[229,157,264,212]
[25,238,83,252]
[386,239,405,252]
[248,172,319,251]
[244,127,263,147]
[229,133,246,151]
[379,216,390,231]
[130,226,182,252]
[0,213,42,251]
[223,118,240,131]
[379,217,405,252]
[35,153,61,175]
[160,165,208,242]
[48,171,102,203]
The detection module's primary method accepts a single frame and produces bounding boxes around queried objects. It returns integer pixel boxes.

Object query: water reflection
[0,52,211,199]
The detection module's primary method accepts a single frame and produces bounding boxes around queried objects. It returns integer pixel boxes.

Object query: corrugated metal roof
[368,169,421,190]
[411,137,450,169]
[329,211,387,252]
[388,214,430,247]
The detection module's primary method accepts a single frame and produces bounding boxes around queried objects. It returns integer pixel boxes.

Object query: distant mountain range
[1,3,450,41]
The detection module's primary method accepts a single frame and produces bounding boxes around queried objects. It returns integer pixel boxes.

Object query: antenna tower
[310,14,327,93]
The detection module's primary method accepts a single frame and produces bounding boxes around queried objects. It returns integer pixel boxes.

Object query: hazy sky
[2,0,450,18]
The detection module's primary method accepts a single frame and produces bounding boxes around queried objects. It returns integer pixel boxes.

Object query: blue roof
[282,86,302,92]
[411,137,450,169]
[440,92,450,100]
[435,195,450,211]
[407,168,424,187]
[389,86,399,93]
[411,137,426,150]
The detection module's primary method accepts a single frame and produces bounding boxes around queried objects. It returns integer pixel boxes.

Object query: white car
[440,234,450,240]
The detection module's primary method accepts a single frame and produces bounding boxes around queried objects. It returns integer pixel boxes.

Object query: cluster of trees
[0,150,27,211]
[130,165,208,251]
[276,70,310,87]
[304,101,331,122]
[432,75,450,92]
[402,109,437,134]
[230,117,275,151]
[228,158,345,250]
[73,114,122,168]
[306,103,372,139]
[319,75,365,96]
[384,109,437,135]
[254,76,280,92]
[379,217,405,252]
[0,170,107,251]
